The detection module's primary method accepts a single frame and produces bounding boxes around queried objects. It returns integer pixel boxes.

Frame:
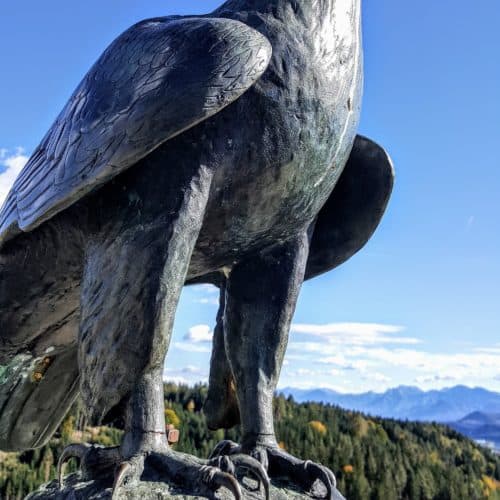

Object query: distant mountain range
[280,385,500,448]
[280,385,500,422]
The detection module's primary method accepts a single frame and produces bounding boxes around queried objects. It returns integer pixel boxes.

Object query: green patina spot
[0,354,35,386]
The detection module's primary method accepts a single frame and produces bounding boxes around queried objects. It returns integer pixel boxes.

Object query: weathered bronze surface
[0,1,393,498]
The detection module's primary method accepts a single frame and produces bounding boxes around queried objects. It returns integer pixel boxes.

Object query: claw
[57,443,90,489]
[324,465,337,489]
[112,461,134,499]
[229,455,270,500]
[210,455,236,476]
[202,466,242,500]
[304,460,335,499]
[208,439,239,459]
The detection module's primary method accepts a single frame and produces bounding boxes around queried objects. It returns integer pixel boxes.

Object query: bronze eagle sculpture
[0,0,393,498]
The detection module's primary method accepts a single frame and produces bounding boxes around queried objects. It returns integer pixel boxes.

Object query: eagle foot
[144,450,269,500]
[210,440,337,499]
[58,443,122,487]
[58,442,269,499]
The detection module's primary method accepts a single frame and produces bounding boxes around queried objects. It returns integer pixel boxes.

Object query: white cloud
[181,365,203,374]
[284,320,500,391]
[195,284,219,295]
[163,363,208,385]
[414,374,458,384]
[293,368,317,377]
[473,346,500,355]
[277,379,348,392]
[0,148,29,206]
[172,342,211,353]
[331,345,500,387]
[163,367,208,384]
[195,297,220,306]
[367,372,392,384]
[164,314,500,393]
[290,322,419,346]
[183,324,213,343]
[191,284,220,306]
[162,375,191,384]
[360,347,500,375]
[325,368,342,377]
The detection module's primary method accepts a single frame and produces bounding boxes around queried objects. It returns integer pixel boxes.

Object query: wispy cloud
[414,374,458,384]
[466,215,475,231]
[167,317,500,393]
[163,365,208,384]
[0,147,29,205]
[473,346,500,355]
[195,297,220,306]
[369,372,392,384]
[162,374,191,384]
[283,321,500,391]
[291,322,419,345]
[172,342,211,353]
[195,284,219,294]
[191,284,220,306]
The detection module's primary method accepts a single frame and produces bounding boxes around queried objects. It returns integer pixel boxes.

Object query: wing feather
[0,17,271,245]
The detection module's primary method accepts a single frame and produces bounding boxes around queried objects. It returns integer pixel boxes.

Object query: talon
[304,460,335,499]
[112,461,132,500]
[203,466,242,500]
[208,439,239,459]
[229,455,270,499]
[57,443,90,489]
[324,465,336,489]
[210,455,236,476]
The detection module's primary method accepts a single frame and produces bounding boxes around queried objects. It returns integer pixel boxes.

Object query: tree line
[0,383,499,499]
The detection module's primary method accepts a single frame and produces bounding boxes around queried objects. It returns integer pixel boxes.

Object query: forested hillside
[1,383,500,499]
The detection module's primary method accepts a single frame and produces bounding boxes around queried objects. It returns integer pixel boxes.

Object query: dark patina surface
[0,1,393,498]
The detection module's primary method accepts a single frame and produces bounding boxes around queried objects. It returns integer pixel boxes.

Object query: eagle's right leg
[57,156,266,498]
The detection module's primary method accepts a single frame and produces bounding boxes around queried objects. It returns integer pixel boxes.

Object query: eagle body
[189,0,363,275]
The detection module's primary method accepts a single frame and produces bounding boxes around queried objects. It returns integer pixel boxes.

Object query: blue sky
[0,1,499,393]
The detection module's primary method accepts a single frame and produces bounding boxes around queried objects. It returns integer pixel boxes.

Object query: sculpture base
[26,473,346,499]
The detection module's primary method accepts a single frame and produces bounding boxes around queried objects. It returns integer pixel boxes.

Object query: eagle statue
[0,0,394,498]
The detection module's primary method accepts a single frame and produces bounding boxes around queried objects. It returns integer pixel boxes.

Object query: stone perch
[27,472,346,499]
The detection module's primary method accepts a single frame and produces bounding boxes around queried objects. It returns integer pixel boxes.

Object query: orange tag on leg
[166,424,179,444]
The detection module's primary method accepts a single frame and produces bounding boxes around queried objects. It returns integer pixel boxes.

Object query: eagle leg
[204,281,241,430]
[57,157,268,497]
[209,231,341,499]
[224,233,311,453]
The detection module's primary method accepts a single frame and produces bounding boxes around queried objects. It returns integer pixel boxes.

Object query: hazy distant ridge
[280,385,500,422]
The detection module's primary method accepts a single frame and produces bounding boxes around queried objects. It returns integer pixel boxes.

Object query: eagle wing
[306,135,395,279]
[0,16,271,245]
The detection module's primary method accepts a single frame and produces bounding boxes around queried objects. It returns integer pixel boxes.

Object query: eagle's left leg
[210,231,338,499]
[204,280,241,431]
